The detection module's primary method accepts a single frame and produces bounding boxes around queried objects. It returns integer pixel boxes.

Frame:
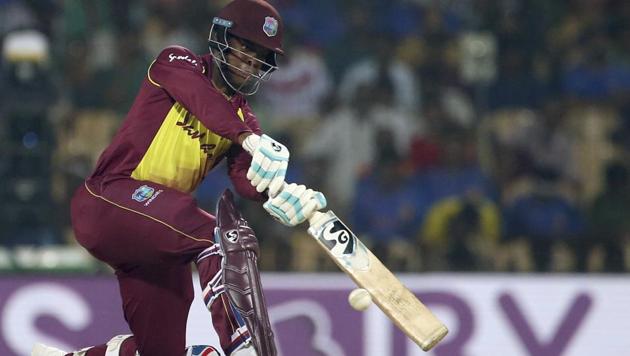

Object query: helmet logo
[263,16,278,37]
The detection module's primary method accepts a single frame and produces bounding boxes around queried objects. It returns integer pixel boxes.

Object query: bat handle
[307,210,336,231]
[308,210,326,224]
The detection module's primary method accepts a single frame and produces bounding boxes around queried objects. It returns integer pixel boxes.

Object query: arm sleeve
[227,104,267,202]
[148,46,252,142]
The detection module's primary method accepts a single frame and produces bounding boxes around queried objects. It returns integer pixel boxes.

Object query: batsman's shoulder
[155,45,203,72]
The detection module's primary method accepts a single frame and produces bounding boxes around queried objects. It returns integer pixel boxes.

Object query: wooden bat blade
[307,211,448,351]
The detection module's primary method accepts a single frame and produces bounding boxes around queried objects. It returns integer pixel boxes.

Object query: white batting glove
[242,134,290,197]
[263,183,327,226]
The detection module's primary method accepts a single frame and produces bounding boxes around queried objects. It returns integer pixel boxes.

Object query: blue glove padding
[263,183,327,226]
[242,134,290,197]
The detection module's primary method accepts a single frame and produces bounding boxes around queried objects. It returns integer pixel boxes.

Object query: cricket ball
[348,288,372,311]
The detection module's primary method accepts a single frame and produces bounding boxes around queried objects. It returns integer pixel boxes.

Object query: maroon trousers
[70,176,248,355]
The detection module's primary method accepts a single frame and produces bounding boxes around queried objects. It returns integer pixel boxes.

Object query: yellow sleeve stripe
[83,182,214,244]
[147,60,162,88]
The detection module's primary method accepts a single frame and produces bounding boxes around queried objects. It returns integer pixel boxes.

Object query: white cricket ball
[348,288,372,311]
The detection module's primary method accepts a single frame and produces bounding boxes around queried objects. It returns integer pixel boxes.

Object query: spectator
[420,193,501,271]
[255,31,332,131]
[503,173,585,272]
[351,129,423,271]
[420,128,497,204]
[0,30,60,246]
[305,76,416,214]
[585,162,630,272]
[488,46,545,110]
[338,33,421,114]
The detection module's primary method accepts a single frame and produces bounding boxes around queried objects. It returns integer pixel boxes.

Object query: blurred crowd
[1,0,630,273]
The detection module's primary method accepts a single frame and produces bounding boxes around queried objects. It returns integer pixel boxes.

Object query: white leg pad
[73,346,93,356]
[231,344,258,356]
[31,343,67,356]
[105,335,133,356]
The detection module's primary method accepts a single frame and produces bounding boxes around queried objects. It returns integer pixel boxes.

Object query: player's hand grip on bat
[263,183,327,226]
[241,133,290,197]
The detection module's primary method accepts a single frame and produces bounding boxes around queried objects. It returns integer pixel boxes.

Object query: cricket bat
[307,210,448,351]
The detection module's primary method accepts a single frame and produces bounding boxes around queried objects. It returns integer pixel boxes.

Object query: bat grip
[307,210,334,231]
[308,210,326,224]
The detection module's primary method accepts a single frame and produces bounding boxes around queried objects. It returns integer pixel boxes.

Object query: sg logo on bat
[319,220,356,257]
[311,214,371,271]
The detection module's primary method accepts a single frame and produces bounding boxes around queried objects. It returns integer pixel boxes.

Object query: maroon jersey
[89,46,265,200]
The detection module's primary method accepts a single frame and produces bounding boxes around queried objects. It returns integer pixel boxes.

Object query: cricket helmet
[215,0,284,55]
[208,0,284,95]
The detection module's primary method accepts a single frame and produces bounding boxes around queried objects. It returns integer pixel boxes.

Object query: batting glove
[263,183,327,226]
[242,134,289,197]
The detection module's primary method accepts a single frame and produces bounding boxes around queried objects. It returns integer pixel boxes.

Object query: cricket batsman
[32,0,326,355]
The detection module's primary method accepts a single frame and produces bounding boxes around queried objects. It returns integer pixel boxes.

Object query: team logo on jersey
[132,185,155,202]
[263,16,278,37]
